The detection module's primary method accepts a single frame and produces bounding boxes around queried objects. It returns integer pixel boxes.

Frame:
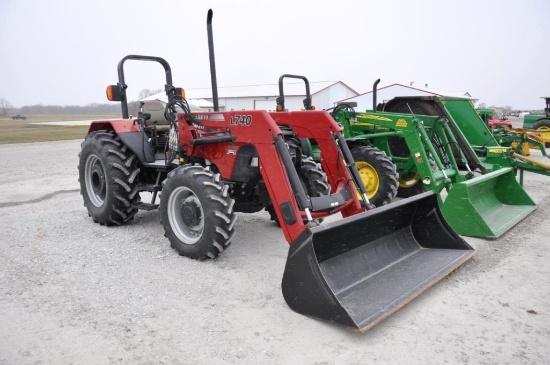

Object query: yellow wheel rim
[536,125,550,140]
[398,173,420,188]
[355,161,379,199]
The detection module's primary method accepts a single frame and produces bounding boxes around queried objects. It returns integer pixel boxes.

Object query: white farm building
[145,80,359,111]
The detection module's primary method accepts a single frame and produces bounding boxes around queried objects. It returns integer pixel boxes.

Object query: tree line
[16,102,142,116]
[1,99,143,117]
[1,89,162,117]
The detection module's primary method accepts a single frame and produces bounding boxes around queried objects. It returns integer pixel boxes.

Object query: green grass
[0,114,118,144]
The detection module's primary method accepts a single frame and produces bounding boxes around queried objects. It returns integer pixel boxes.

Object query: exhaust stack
[373,78,380,111]
[207,9,219,112]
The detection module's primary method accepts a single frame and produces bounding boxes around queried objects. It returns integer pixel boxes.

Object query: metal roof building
[146,80,359,111]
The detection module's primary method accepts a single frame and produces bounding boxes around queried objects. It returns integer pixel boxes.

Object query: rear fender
[87,119,154,163]
[523,115,544,129]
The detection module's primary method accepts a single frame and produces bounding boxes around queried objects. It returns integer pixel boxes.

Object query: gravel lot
[1,138,549,365]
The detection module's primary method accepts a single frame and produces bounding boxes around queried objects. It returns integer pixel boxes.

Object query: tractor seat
[141,99,203,132]
[142,100,171,132]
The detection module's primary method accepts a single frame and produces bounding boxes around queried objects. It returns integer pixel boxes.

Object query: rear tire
[160,165,236,260]
[532,119,550,147]
[78,130,141,225]
[351,146,398,206]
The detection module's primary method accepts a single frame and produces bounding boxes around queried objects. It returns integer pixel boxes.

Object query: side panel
[440,99,500,148]
[186,111,280,179]
[187,110,309,244]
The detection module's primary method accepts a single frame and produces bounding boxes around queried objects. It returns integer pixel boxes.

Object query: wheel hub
[399,172,420,188]
[537,126,550,138]
[91,163,106,199]
[356,161,379,198]
[180,197,202,228]
[85,154,107,207]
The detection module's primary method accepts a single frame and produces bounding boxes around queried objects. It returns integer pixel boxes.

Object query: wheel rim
[355,161,379,199]
[168,186,204,244]
[536,126,550,139]
[85,154,106,207]
[399,172,420,188]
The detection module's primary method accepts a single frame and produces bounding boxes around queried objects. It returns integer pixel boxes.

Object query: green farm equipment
[329,105,536,238]
[523,97,550,147]
[477,108,550,153]
[379,95,550,185]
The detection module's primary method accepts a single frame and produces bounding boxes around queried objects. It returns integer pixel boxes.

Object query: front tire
[396,172,425,198]
[160,165,236,260]
[397,157,437,198]
[351,145,398,206]
[78,130,141,225]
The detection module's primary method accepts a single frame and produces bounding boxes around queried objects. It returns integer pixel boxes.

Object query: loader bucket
[441,167,536,238]
[282,191,475,332]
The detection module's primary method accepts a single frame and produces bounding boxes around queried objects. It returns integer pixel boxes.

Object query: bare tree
[138,88,163,100]
[0,97,12,117]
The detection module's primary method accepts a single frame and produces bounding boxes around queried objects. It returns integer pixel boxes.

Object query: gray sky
[1,0,549,110]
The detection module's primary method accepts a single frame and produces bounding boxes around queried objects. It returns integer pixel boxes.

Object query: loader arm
[384,96,550,180]
[348,112,466,196]
[182,110,365,244]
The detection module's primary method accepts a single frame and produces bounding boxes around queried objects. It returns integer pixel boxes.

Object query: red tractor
[478,109,512,129]
[78,9,474,332]
[488,112,512,129]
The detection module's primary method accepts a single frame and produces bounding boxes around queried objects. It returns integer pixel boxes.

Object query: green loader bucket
[441,167,536,238]
[282,191,475,332]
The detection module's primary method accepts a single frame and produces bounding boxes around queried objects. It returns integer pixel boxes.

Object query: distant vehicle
[488,112,512,129]
[523,97,550,130]
[476,109,512,129]
[11,114,27,120]
[523,97,550,147]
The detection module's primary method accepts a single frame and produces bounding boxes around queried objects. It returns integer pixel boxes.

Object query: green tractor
[523,97,550,146]
[281,77,538,239]
[331,105,537,238]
